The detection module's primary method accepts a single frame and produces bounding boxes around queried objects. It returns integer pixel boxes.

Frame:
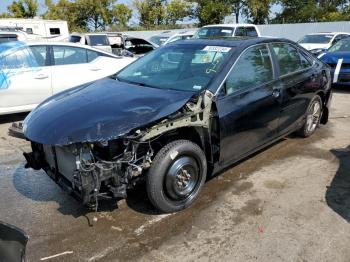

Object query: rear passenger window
[234,27,245,37]
[53,46,87,65]
[272,43,311,76]
[29,46,47,66]
[225,44,273,95]
[246,27,258,37]
[87,50,100,62]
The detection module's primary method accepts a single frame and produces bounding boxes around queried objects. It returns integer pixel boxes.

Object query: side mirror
[0,222,28,262]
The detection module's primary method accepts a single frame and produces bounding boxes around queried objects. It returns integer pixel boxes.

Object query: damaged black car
[23,38,332,213]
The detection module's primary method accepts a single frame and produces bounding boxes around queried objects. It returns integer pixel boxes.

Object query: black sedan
[23,37,332,213]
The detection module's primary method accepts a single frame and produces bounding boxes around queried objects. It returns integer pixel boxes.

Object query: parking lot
[0,88,348,261]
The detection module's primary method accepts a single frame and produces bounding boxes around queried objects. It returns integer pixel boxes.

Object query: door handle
[89,67,101,71]
[272,89,281,98]
[34,74,49,79]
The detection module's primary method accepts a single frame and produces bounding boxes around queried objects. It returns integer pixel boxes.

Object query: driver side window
[225,44,273,95]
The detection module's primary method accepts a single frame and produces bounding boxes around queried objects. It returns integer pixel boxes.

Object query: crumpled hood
[319,52,350,64]
[23,78,195,146]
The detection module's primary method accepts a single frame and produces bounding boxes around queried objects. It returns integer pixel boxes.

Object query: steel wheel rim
[165,156,200,201]
[306,100,321,133]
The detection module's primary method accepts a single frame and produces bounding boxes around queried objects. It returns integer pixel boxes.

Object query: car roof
[171,31,196,37]
[172,37,289,48]
[202,24,257,28]
[0,41,119,58]
[307,32,350,36]
[30,41,118,56]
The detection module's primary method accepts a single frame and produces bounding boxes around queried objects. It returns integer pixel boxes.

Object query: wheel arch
[151,126,213,167]
[316,90,329,125]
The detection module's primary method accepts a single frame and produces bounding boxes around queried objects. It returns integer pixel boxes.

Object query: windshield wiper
[116,76,159,89]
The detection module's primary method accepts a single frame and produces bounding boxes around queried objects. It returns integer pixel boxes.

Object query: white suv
[298,32,350,55]
[194,24,261,38]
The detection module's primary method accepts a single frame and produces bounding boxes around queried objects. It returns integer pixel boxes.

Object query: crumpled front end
[23,91,214,207]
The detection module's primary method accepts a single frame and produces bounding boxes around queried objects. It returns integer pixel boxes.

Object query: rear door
[216,44,281,164]
[50,45,103,93]
[0,45,52,113]
[270,43,321,135]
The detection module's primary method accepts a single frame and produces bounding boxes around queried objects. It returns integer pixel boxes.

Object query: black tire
[297,95,322,138]
[146,140,207,213]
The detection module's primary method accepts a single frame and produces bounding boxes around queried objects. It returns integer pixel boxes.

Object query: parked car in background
[149,31,173,46]
[105,32,133,56]
[298,32,350,56]
[163,31,196,45]
[0,41,135,115]
[194,24,261,39]
[23,37,331,213]
[69,32,112,53]
[0,27,41,42]
[70,32,156,56]
[124,35,157,55]
[318,37,350,86]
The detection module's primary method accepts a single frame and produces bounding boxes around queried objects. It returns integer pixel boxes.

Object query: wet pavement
[1,90,350,261]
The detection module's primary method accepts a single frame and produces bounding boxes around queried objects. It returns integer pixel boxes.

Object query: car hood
[299,43,330,51]
[23,78,196,146]
[319,51,350,64]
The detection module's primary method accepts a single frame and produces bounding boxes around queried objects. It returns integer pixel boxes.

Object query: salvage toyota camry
[23,38,332,213]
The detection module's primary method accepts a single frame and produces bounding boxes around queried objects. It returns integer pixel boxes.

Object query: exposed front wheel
[297,95,322,138]
[146,140,207,213]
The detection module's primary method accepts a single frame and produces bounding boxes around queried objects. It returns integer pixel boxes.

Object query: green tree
[273,0,349,23]
[111,3,133,28]
[244,0,273,24]
[133,0,166,28]
[44,0,85,32]
[7,0,39,18]
[165,0,192,25]
[189,0,232,26]
[76,0,116,31]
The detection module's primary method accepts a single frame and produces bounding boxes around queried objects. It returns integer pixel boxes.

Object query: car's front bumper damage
[23,90,214,207]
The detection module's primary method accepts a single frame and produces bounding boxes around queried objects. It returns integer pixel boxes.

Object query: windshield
[88,35,109,46]
[149,35,169,46]
[117,44,233,92]
[328,38,350,52]
[195,27,234,39]
[298,34,333,44]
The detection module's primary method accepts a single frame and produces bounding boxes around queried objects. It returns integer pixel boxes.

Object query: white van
[0,19,69,41]
[194,24,261,38]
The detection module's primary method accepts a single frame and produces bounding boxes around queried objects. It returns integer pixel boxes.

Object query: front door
[216,44,281,165]
[0,46,52,113]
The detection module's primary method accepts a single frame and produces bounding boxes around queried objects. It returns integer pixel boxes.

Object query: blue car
[318,38,350,86]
